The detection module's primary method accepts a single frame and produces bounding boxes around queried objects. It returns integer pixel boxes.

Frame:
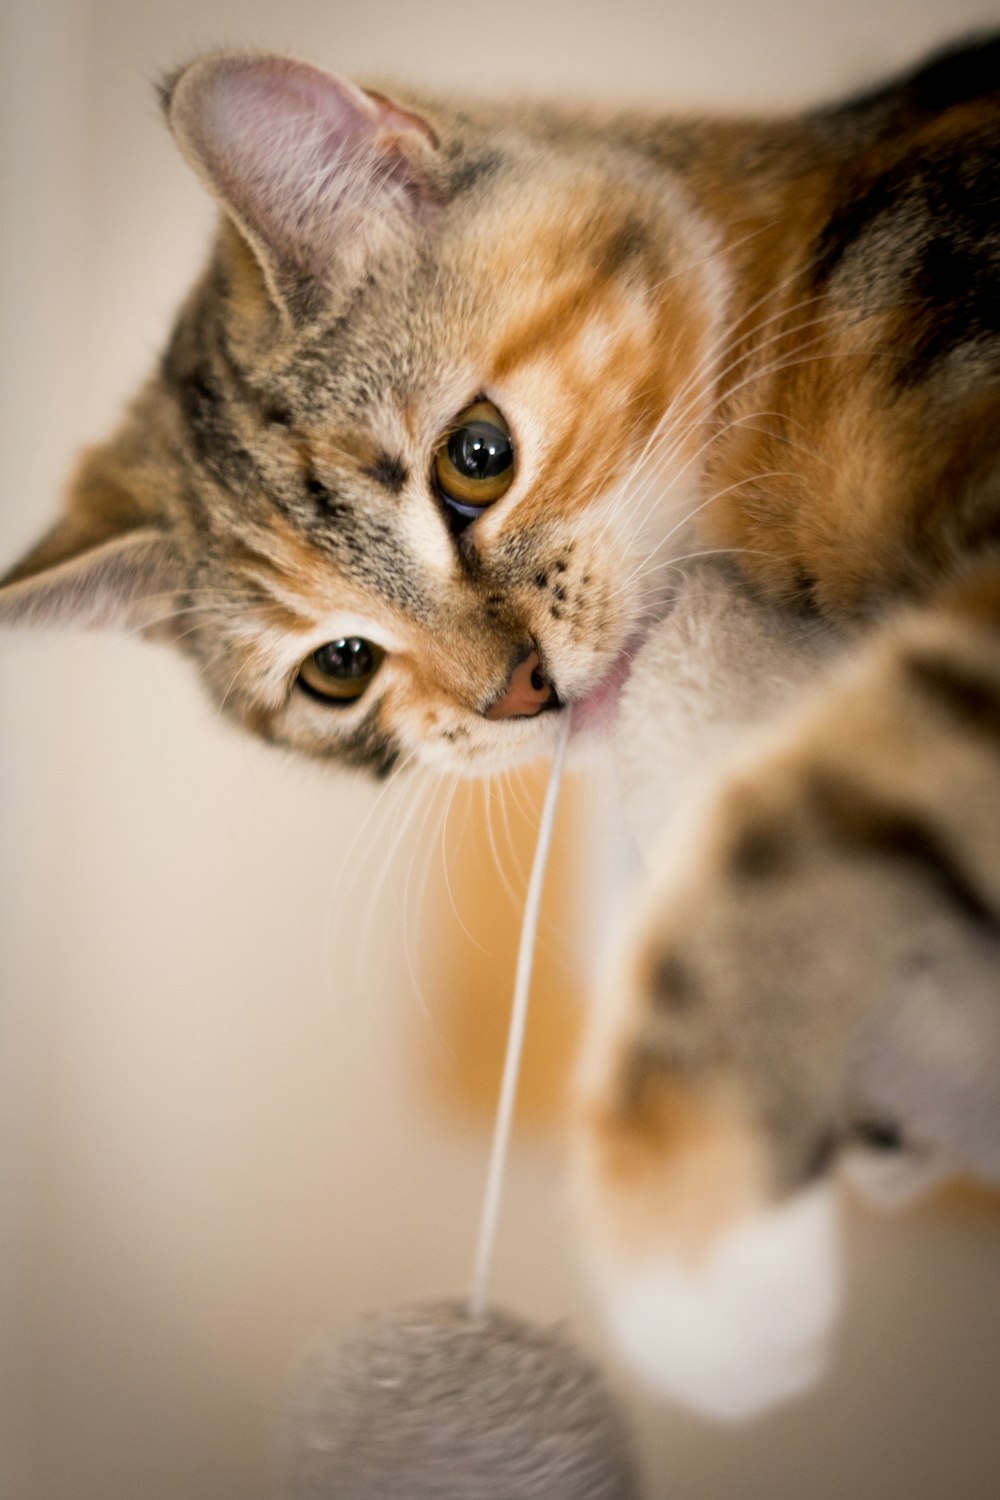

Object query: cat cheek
[593,1184,842,1420]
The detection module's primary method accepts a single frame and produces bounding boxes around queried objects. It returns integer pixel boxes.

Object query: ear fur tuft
[2,435,183,633]
[0,527,179,631]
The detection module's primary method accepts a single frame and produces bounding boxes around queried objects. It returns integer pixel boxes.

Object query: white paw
[598,1184,842,1421]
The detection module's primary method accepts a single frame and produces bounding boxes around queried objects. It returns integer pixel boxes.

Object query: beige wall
[3,3,1000,1498]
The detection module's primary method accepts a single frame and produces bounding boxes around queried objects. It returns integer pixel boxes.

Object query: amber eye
[433,399,514,518]
[298,638,385,704]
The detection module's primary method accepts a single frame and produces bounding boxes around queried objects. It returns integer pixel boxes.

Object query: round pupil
[314,638,374,680]
[447,421,512,482]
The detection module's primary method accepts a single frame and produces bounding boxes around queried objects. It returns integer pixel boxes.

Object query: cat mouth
[567,633,646,738]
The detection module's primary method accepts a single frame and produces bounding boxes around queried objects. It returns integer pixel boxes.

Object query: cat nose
[483,648,559,720]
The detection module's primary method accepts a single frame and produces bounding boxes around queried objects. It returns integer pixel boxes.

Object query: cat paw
[585,1160,842,1420]
[573,1025,844,1418]
[577,605,1000,1414]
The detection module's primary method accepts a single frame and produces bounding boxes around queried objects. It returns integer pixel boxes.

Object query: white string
[468,709,573,1319]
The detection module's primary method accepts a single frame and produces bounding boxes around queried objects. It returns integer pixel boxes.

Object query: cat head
[1,52,723,776]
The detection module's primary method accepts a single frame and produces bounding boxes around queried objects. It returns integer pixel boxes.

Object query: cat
[3,33,1000,1419]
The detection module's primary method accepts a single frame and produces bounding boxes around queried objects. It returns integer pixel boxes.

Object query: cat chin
[418,719,567,777]
[566,631,649,743]
[593,1183,842,1421]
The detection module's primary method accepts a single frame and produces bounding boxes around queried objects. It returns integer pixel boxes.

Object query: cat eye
[297,637,385,704]
[433,399,514,519]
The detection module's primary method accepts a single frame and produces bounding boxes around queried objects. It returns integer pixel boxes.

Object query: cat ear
[1,440,183,631]
[162,53,442,322]
[1,505,178,631]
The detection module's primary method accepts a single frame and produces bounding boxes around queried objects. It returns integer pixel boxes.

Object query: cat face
[1,54,724,776]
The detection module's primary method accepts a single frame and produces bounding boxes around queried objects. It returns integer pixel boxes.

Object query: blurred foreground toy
[278,1301,637,1498]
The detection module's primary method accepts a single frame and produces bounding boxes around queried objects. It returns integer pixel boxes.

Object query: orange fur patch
[576,1063,769,1266]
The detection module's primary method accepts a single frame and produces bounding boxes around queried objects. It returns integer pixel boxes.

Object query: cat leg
[575,560,1000,1417]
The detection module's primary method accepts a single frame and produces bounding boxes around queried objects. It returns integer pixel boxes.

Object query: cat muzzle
[483,647,561,720]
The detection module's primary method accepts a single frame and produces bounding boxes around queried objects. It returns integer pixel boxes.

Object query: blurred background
[3,2,1000,1496]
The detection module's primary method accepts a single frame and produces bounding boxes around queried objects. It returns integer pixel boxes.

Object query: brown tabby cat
[3,35,999,1418]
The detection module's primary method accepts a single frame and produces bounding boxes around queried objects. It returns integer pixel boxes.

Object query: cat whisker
[351,757,439,998]
[636,274,833,444]
[322,745,419,989]
[434,768,492,957]
[627,544,774,588]
[627,298,846,489]
[503,762,542,828]
[215,645,271,722]
[718,414,838,474]
[627,268,873,480]
[120,602,247,641]
[610,301,873,546]
[481,773,531,917]
[618,471,798,593]
[398,772,458,1050]
[495,770,533,911]
[641,217,777,306]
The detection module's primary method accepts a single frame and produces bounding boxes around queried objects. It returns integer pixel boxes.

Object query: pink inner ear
[172,55,436,278]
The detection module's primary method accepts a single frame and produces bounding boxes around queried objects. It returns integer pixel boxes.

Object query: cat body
[3,35,1000,1417]
[594,558,1000,1415]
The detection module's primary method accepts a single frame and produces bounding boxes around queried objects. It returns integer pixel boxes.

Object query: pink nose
[484,649,556,720]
